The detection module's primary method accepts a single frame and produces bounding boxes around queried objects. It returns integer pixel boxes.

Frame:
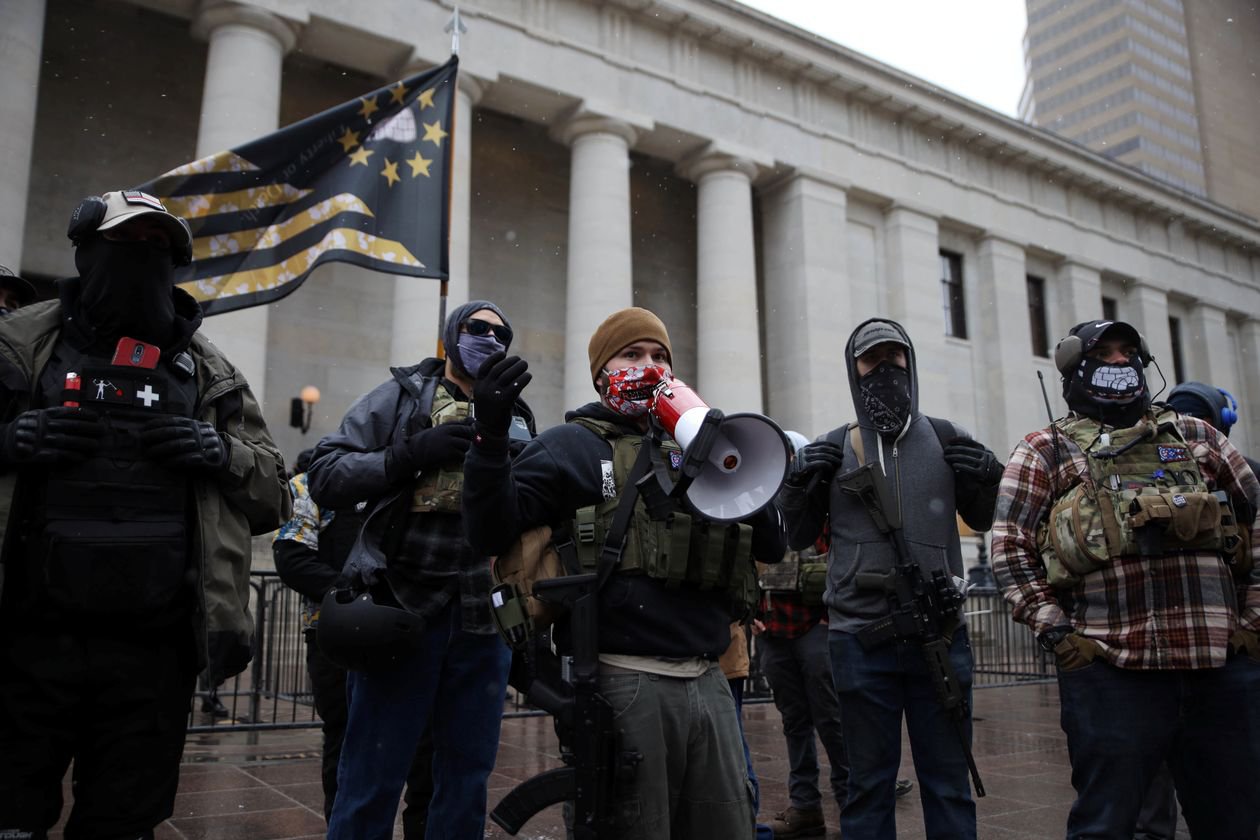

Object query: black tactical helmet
[316,586,425,672]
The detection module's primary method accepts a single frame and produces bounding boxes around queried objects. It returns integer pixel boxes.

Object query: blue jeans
[829,627,976,840]
[327,601,511,840]
[1057,652,1260,839]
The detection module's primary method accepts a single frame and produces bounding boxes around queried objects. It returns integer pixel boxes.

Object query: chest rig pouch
[568,418,758,618]
[30,339,200,618]
[759,547,827,606]
[1037,410,1247,588]
[410,384,471,514]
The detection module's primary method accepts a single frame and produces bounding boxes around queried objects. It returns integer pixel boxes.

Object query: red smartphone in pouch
[112,337,161,370]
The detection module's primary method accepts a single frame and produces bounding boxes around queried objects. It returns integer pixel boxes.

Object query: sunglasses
[464,318,512,344]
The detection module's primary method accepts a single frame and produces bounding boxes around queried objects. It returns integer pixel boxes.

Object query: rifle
[489,572,642,838]
[490,433,675,837]
[836,461,986,797]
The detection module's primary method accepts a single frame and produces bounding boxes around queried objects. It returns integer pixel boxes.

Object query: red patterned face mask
[602,365,670,417]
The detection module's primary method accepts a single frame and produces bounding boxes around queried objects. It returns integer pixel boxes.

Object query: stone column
[976,235,1034,454]
[760,170,849,436]
[883,205,948,417]
[1125,283,1174,388]
[1236,318,1260,454]
[679,151,763,413]
[191,2,297,407]
[1057,259,1103,337]
[552,112,637,409]
[0,0,45,268]
[1185,300,1232,386]
[390,72,482,365]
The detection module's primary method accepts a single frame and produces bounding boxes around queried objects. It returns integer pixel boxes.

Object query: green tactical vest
[569,417,760,617]
[410,387,470,514]
[1037,409,1247,588]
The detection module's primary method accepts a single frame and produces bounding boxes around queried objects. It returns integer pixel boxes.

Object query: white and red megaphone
[650,377,791,522]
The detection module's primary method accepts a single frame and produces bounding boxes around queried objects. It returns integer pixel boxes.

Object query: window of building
[1102,296,1118,321]
[940,250,967,339]
[1027,275,1050,357]
[1168,315,1185,382]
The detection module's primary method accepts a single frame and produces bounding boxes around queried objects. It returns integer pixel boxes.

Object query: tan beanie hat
[587,307,673,390]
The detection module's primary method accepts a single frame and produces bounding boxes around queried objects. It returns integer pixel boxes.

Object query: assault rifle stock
[836,462,986,797]
[489,573,642,838]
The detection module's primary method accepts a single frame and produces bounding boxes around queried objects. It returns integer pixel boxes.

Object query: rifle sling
[595,437,654,591]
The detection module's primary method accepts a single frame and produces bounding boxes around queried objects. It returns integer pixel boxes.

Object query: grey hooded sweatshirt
[778,318,999,633]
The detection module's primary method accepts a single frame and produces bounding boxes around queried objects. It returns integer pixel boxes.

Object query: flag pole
[437,8,468,359]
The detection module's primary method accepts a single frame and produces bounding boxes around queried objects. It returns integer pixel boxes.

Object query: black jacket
[463,402,785,659]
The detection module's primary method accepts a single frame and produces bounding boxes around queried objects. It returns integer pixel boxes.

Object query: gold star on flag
[358,96,380,120]
[389,82,408,106]
[417,87,437,110]
[422,120,448,148]
[381,158,400,187]
[348,147,374,167]
[337,129,360,153]
[406,151,433,178]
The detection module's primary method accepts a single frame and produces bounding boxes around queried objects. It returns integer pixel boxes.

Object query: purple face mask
[457,333,504,379]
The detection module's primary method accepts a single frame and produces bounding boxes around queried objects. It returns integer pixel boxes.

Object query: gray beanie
[444,299,511,378]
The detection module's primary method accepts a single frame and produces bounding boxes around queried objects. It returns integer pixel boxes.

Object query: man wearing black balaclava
[0,190,290,839]
[992,319,1260,839]
[778,317,1002,840]
[305,300,535,839]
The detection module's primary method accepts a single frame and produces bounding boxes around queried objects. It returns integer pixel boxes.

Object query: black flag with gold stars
[137,56,458,316]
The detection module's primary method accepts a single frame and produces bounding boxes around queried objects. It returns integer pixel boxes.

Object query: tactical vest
[569,417,759,617]
[1037,409,1249,588]
[409,385,471,514]
[758,547,828,606]
[25,337,200,618]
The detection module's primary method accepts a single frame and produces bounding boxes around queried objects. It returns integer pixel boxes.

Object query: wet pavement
[47,681,1179,838]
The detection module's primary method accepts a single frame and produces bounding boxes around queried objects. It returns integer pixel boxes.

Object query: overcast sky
[735,1,1030,117]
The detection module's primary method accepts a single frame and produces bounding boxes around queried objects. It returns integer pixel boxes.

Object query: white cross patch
[137,384,160,407]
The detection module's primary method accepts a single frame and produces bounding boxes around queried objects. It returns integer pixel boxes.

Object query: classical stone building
[3,0,1259,466]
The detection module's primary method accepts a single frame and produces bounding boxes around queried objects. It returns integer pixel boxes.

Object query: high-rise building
[1021,0,1260,218]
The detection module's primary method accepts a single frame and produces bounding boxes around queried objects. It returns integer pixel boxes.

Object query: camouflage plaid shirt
[992,412,1260,670]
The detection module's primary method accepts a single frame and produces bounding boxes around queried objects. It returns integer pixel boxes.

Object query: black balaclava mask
[443,299,511,380]
[74,235,176,346]
[859,360,912,435]
[1064,353,1150,428]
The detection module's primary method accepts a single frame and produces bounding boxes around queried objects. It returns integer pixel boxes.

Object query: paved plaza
[46,680,1189,840]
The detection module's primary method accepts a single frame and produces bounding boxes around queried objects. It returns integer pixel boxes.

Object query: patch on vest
[669,451,683,470]
[1157,445,1190,463]
[600,460,616,500]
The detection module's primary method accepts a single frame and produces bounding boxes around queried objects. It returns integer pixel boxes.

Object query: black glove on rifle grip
[942,437,1002,485]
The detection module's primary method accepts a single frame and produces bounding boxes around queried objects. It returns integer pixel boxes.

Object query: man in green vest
[463,307,786,839]
[992,319,1260,838]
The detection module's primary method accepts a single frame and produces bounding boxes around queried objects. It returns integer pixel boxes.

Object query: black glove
[787,441,845,488]
[140,416,229,472]
[472,352,531,440]
[398,420,475,471]
[0,407,102,465]
[943,437,1002,486]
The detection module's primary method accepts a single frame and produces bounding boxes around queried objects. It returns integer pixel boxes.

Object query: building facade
[4,0,1260,467]
[1021,0,1260,219]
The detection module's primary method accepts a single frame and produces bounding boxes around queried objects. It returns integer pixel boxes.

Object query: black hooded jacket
[463,402,786,659]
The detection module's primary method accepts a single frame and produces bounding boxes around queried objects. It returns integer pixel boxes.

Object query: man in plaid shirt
[992,319,1260,838]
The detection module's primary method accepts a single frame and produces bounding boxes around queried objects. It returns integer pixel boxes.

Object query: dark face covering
[75,237,176,346]
[859,360,912,435]
[1064,355,1150,428]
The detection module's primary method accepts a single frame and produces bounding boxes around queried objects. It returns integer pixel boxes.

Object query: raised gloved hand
[787,440,845,488]
[943,437,1002,486]
[140,416,229,472]
[0,407,102,465]
[472,352,531,440]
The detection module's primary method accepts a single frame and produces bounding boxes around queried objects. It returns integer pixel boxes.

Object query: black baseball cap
[1067,319,1142,355]
[0,265,37,307]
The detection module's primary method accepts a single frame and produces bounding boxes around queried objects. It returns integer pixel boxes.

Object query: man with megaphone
[463,307,787,840]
